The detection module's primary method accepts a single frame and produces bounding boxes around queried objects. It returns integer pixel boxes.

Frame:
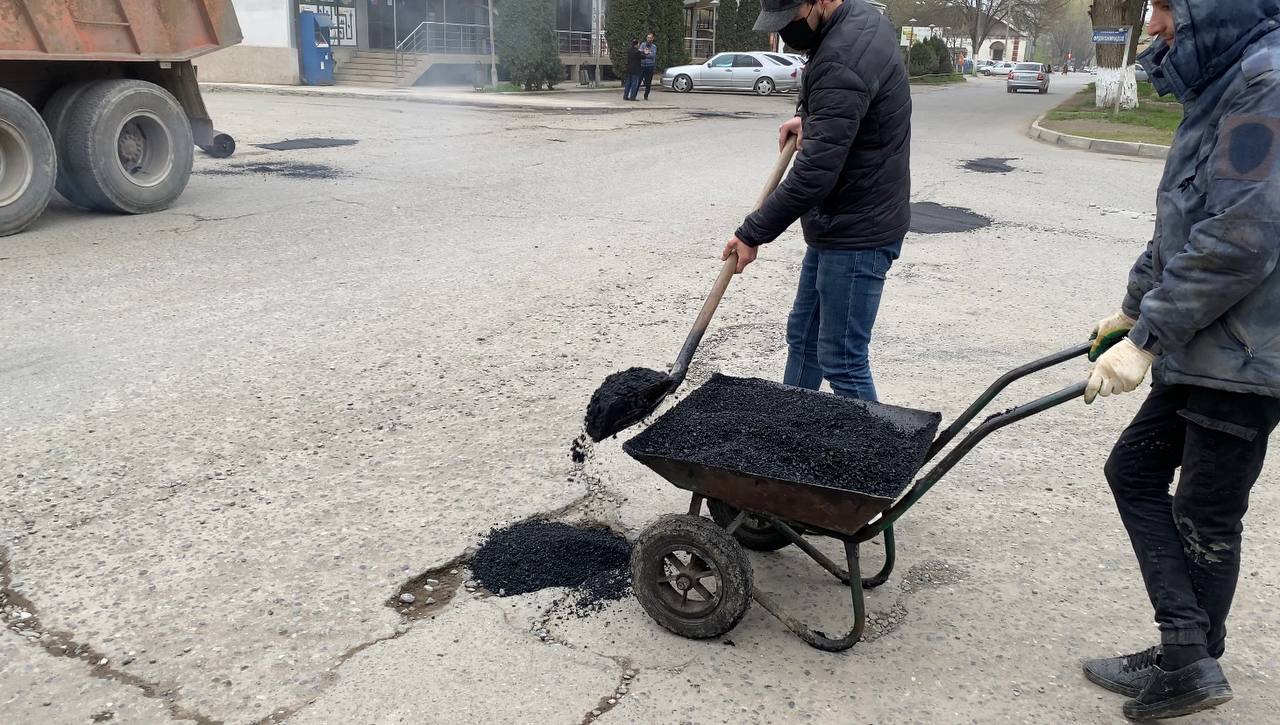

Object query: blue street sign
[1093,27,1129,44]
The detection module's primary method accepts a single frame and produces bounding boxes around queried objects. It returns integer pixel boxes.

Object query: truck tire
[61,79,193,214]
[41,81,96,209]
[0,88,57,236]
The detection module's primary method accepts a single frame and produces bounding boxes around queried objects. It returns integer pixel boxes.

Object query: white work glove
[1090,311,1136,361]
[1084,338,1154,404]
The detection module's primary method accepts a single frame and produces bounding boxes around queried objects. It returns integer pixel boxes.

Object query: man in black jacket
[624,40,643,101]
[722,0,910,401]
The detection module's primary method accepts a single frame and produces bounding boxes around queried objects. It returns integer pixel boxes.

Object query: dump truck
[0,0,242,236]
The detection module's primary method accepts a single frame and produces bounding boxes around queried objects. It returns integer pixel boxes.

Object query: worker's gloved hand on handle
[1084,339,1155,404]
[1089,310,1136,361]
[721,237,756,273]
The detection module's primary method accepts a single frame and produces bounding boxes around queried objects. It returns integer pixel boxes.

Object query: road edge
[199,82,673,113]
[1028,113,1170,159]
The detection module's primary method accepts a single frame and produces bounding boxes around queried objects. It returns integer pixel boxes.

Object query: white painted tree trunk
[1095,64,1138,109]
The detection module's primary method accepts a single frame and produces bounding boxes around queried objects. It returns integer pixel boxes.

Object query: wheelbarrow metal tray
[623,375,941,536]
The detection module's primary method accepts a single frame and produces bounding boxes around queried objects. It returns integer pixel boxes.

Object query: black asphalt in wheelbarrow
[624,343,1092,652]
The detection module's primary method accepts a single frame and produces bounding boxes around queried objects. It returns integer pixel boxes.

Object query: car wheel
[1039,87,1048,94]
[673,74,692,93]
[753,77,774,96]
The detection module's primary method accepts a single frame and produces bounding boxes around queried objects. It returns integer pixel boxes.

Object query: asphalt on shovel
[584,137,799,442]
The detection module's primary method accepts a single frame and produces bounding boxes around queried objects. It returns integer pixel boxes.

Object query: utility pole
[487,0,498,87]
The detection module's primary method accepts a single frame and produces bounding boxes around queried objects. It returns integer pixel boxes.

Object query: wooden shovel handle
[669,138,799,383]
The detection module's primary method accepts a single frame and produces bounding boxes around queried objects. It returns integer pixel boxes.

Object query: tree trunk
[1089,0,1146,109]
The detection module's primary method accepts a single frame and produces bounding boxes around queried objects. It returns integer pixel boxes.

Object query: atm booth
[298,11,336,85]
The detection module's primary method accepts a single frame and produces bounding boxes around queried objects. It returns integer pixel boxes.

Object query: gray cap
[753,0,806,32]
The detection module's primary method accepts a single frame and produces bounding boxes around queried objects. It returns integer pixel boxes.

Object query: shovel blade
[584,368,675,441]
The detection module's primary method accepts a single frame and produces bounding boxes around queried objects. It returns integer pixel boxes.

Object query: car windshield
[1015,63,1040,71]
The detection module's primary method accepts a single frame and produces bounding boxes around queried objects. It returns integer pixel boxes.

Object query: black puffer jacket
[736,1,911,250]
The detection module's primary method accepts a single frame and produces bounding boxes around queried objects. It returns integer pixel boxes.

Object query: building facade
[196,0,620,86]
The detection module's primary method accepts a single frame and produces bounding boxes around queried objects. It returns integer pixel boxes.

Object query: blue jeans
[624,74,641,99]
[783,241,902,401]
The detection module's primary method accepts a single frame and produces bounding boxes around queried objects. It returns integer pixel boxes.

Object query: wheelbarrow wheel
[632,514,752,640]
[706,499,800,552]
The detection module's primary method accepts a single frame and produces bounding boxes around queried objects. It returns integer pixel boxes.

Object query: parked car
[664,52,801,96]
[1135,65,1149,82]
[981,61,1015,76]
[785,53,808,67]
[1007,62,1051,93]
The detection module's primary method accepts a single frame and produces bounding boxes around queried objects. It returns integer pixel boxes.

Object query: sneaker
[1084,646,1161,697]
[1123,658,1233,721]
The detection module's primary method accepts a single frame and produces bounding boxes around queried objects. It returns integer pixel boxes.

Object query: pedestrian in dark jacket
[624,40,643,101]
[1081,0,1280,720]
[721,0,910,401]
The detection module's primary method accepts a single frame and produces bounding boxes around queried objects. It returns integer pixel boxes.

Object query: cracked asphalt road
[3,76,1278,724]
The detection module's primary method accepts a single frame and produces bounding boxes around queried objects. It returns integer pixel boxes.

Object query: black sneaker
[1084,646,1161,697]
[1122,658,1233,721]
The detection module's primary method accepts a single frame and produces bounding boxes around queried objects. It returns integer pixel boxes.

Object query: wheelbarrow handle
[926,341,1093,459]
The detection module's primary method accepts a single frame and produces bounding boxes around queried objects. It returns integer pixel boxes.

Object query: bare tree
[1089,0,1147,108]
[940,0,1063,72]
[1046,4,1096,68]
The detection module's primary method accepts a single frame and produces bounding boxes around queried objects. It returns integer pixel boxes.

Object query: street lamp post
[906,18,916,71]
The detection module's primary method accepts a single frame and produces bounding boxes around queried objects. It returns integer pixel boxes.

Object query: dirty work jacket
[1125,0,1280,398]
[735,1,911,250]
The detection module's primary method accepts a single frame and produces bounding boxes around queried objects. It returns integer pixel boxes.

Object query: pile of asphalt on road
[471,520,632,614]
[624,375,941,499]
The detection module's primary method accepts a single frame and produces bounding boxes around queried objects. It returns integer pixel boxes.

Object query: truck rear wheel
[41,81,95,209]
[61,80,193,214]
[0,88,57,236]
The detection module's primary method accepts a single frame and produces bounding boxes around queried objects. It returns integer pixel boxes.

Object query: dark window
[733,54,763,68]
[764,54,792,65]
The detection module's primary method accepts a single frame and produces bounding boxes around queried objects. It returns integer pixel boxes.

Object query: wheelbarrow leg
[861,525,896,590]
[687,494,704,516]
[772,519,852,585]
[751,540,867,652]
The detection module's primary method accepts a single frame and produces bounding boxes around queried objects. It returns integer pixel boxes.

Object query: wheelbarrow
[623,343,1092,652]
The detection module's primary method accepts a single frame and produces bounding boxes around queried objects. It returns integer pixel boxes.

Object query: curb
[199,82,675,113]
[1028,113,1169,159]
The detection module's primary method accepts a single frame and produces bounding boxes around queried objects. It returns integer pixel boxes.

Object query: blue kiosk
[298,12,335,86]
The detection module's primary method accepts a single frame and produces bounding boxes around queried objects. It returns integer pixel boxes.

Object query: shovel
[584,137,799,442]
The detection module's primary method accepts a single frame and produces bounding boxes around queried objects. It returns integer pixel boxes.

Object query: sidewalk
[200,82,677,112]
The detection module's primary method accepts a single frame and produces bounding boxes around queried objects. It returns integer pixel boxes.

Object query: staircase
[334,50,423,87]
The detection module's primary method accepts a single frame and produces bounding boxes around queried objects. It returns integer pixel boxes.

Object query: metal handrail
[558,30,593,55]
[395,21,495,75]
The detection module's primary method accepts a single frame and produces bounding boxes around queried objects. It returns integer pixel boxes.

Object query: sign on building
[899,26,942,47]
[300,2,357,46]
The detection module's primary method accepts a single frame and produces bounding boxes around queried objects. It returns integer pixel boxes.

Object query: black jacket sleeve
[735,58,869,246]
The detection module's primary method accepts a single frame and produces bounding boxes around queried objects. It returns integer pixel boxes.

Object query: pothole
[863,558,968,642]
[388,559,468,621]
[962,157,1017,173]
[684,110,770,119]
[253,138,359,151]
[198,161,345,179]
[909,202,992,234]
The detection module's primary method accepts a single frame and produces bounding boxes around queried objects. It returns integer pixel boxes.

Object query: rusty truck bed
[0,0,242,62]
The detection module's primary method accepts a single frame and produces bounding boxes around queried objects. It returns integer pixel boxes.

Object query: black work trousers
[1104,383,1280,656]
[640,67,654,99]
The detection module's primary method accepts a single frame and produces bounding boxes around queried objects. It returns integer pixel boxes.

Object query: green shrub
[606,0,690,77]
[929,36,953,74]
[494,0,562,90]
[907,40,937,77]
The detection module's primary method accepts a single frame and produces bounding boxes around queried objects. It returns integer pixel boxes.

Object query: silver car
[663,51,801,96]
[1007,62,1050,93]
